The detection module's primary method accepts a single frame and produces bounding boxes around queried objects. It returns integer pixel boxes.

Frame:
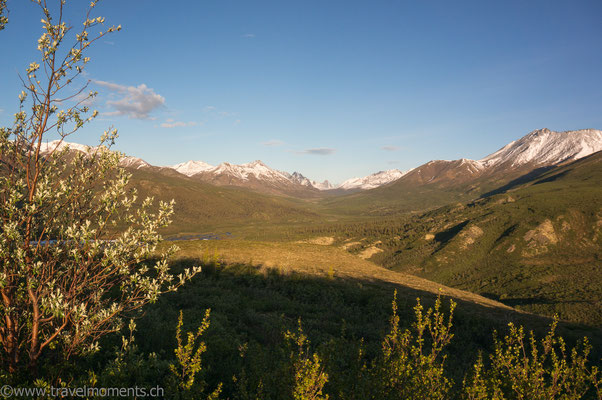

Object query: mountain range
[166,128,602,197]
[39,128,602,201]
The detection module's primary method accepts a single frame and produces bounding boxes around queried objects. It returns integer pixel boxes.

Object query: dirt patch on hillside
[341,241,362,250]
[495,196,515,205]
[523,219,558,255]
[459,225,483,248]
[540,275,559,284]
[524,220,558,245]
[297,236,335,245]
[358,246,383,259]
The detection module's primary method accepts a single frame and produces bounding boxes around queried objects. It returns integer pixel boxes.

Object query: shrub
[463,318,602,400]
[375,290,456,400]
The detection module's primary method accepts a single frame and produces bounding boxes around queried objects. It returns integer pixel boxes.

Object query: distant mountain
[119,156,151,170]
[289,171,334,190]
[39,140,99,155]
[184,160,322,197]
[171,160,215,176]
[338,169,408,190]
[399,129,602,188]
[39,140,155,171]
[37,128,602,201]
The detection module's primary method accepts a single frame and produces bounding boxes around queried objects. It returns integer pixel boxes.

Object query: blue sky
[1,0,601,183]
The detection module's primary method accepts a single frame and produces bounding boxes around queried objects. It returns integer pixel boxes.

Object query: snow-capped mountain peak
[171,160,215,176]
[289,172,334,190]
[338,169,407,190]
[312,180,334,191]
[479,128,602,168]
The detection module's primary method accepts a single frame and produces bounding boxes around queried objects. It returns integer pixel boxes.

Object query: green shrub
[463,318,601,400]
[285,319,329,400]
[375,290,456,400]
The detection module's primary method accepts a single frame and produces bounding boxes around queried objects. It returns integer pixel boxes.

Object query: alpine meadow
[1,1,601,399]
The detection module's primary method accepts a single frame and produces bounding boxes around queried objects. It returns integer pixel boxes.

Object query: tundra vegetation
[0,1,600,399]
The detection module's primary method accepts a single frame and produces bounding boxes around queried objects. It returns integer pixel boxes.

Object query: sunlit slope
[170,239,518,312]
[166,238,601,347]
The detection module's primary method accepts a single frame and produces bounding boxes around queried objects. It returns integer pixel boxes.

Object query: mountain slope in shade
[339,169,408,190]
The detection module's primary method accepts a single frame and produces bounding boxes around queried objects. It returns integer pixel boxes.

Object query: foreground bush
[375,291,456,399]
[0,0,199,378]
[464,319,602,400]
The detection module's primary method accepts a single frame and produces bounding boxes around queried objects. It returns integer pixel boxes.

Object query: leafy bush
[0,0,199,378]
[463,319,601,400]
[285,319,329,400]
[375,291,456,400]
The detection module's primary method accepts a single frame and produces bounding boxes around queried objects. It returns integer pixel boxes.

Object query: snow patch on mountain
[39,140,152,170]
[458,158,485,173]
[210,160,292,183]
[39,140,99,155]
[338,169,407,190]
[480,128,602,168]
[119,156,151,169]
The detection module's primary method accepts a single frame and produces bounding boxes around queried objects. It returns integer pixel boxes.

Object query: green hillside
[306,152,602,326]
[127,168,321,235]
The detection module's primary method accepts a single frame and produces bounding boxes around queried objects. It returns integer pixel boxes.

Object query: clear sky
[1,0,601,184]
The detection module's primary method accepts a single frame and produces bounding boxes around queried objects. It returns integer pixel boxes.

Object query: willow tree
[0,0,199,375]
[0,0,7,31]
